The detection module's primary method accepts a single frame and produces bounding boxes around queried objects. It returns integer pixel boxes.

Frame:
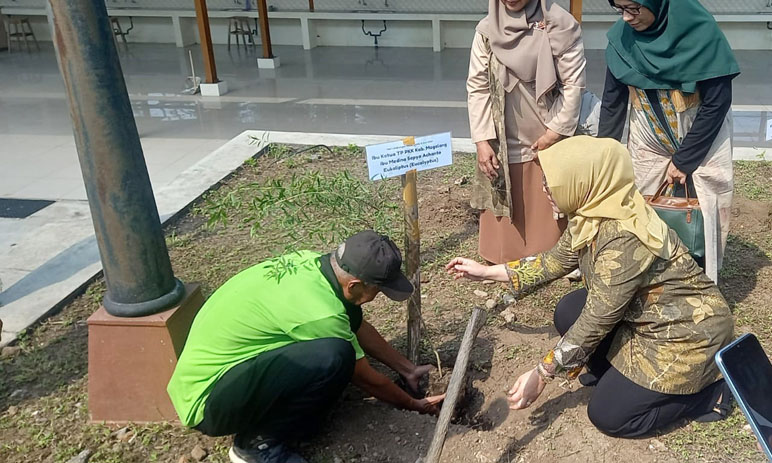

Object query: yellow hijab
[538,136,673,259]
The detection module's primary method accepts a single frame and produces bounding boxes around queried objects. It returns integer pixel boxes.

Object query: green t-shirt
[167,251,365,427]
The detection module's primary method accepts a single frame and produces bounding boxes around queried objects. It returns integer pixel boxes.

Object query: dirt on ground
[0,147,770,463]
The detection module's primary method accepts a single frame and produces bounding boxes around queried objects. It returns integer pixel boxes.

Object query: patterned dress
[507,220,734,394]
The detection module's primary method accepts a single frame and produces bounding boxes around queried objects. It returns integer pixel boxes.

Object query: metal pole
[194,0,218,84]
[257,0,274,59]
[570,0,582,22]
[401,169,422,365]
[48,0,184,317]
[308,0,315,12]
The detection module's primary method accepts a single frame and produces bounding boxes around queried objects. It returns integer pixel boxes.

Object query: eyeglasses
[612,4,642,16]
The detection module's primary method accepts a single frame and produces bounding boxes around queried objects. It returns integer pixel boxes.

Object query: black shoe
[694,381,734,423]
[578,372,599,387]
[229,435,308,463]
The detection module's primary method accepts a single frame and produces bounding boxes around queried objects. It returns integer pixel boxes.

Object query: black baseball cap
[335,230,414,301]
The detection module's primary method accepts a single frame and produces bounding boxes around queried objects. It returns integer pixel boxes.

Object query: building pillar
[48,0,203,422]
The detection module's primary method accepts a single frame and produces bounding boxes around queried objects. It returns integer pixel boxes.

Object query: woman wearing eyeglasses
[598,0,739,283]
[467,0,586,264]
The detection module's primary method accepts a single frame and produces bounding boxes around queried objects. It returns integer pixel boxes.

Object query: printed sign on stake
[365,132,453,180]
[766,118,772,142]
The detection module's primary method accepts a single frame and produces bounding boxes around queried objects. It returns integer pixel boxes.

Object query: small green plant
[503,344,534,361]
[332,143,361,157]
[14,329,30,349]
[84,282,105,306]
[165,230,191,249]
[201,168,400,253]
[246,132,269,147]
[266,143,294,161]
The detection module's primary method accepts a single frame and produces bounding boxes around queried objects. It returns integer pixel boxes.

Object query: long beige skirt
[479,160,566,264]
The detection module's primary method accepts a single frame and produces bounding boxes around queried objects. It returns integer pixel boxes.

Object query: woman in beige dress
[468,0,586,264]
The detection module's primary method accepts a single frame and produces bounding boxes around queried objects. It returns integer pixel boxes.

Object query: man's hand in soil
[352,358,445,415]
[507,368,546,410]
[404,364,435,395]
[412,394,446,415]
[353,322,444,411]
[446,257,508,282]
[356,321,436,397]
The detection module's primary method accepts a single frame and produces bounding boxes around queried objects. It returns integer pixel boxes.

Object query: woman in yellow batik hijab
[447,136,734,438]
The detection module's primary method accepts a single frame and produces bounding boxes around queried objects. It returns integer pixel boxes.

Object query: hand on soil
[507,368,546,410]
[414,394,446,415]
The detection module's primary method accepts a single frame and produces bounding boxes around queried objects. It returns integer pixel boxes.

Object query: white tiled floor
[0,135,227,201]
[0,269,28,295]
[0,201,94,273]
[0,176,34,197]
[11,179,79,201]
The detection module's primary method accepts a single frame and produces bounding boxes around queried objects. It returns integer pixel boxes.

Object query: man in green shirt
[168,231,444,463]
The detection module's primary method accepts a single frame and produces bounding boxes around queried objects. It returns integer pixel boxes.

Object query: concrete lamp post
[48,0,204,423]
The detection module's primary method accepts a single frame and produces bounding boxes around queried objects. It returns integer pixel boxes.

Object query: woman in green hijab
[598,0,739,284]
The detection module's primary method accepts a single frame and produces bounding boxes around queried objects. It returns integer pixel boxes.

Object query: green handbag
[644,181,705,259]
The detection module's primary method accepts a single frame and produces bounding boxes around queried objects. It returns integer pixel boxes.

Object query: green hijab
[605,0,739,93]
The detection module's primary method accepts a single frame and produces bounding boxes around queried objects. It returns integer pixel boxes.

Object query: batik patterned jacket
[507,220,733,394]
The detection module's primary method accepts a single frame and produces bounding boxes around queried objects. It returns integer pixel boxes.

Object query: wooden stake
[424,307,488,463]
[308,0,315,12]
[401,169,421,365]
[570,0,582,22]
[193,0,218,84]
[256,0,274,59]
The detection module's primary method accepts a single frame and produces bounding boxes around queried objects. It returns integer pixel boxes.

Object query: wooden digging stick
[424,307,488,463]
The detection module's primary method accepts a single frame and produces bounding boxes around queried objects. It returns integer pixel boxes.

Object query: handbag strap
[650,181,671,201]
[650,176,692,202]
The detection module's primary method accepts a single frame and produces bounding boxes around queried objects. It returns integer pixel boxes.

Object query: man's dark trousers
[196,338,355,440]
